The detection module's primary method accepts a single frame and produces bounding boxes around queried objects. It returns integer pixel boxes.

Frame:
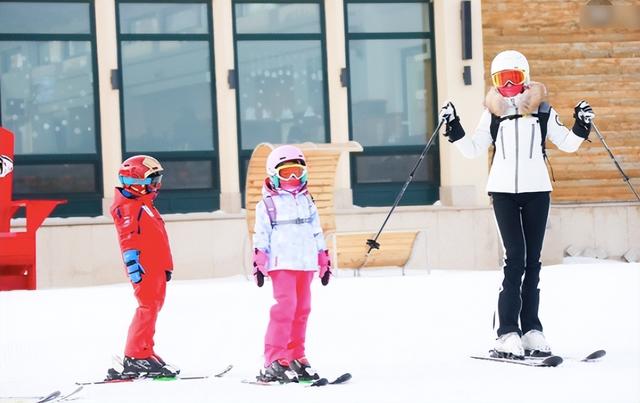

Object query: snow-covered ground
[1,261,639,403]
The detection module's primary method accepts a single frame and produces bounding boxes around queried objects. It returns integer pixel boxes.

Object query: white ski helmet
[490,50,530,84]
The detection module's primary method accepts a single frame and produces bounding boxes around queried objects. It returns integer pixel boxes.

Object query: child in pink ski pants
[252,145,331,382]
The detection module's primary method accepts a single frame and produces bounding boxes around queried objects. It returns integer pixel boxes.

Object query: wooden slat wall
[244,142,420,270]
[244,143,346,240]
[482,0,640,202]
[245,144,272,236]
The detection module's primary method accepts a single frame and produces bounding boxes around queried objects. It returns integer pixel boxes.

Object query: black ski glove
[165,270,172,282]
[318,250,331,286]
[572,100,595,140]
[253,249,268,288]
[439,101,465,143]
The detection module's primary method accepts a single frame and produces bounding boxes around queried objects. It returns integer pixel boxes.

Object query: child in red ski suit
[252,145,331,383]
[109,155,178,378]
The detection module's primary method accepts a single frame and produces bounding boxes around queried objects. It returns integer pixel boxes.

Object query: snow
[1,262,639,403]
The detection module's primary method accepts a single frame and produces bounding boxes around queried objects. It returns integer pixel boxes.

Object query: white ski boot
[491,332,524,359]
[521,329,552,357]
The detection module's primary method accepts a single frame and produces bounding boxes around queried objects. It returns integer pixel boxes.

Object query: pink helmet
[266,145,306,176]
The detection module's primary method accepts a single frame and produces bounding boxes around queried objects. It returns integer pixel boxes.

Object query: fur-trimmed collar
[484,82,548,116]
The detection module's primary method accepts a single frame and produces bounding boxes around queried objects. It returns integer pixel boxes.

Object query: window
[0,1,101,216]
[233,1,329,202]
[345,1,438,206]
[116,1,219,213]
[0,2,91,34]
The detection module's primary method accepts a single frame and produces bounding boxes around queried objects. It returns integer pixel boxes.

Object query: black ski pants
[491,191,550,337]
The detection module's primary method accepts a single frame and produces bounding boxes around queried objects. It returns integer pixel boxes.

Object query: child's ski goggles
[120,173,163,186]
[491,69,526,87]
[275,163,307,180]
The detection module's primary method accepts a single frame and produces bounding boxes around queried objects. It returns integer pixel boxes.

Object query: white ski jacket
[455,84,585,193]
[253,180,326,272]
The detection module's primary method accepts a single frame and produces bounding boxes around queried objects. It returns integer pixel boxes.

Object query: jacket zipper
[500,127,506,159]
[529,123,535,159]
[514,115,519,193]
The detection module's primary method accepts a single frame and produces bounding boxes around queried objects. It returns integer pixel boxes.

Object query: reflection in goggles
[121,174,163,186]
[276,164,306,180]
[491,69,526,87]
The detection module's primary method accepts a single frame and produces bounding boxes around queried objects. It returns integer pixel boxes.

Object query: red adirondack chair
[0,127,65,290]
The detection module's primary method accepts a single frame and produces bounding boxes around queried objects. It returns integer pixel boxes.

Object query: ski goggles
[120,173,163,186]
[491,69,527,88]
[275,163,307,180]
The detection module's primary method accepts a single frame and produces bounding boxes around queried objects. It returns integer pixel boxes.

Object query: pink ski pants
[264,270,314,367]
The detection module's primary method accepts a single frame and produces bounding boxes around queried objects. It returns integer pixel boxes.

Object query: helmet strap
[121,188,135,198]
[270,175,280,189]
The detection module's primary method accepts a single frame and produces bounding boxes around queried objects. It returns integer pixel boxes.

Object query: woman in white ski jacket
[252,145,331,383]
[440,50,595,359]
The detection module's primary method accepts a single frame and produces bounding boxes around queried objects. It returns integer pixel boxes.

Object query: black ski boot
[290,357,319,381]
[122,356,178,378]
[152,354,166,366]
[257,360,299,383]
[154,354,181,375]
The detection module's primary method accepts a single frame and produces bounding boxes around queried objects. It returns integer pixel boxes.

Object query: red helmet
[118,155,164,196]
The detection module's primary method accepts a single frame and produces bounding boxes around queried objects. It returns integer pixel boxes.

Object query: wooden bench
[333,230,424,276]
[244,142,424,275]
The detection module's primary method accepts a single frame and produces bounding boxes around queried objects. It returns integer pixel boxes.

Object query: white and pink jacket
[253,180,327,272]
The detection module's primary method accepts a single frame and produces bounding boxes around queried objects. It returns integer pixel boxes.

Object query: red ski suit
[110,188,173,359]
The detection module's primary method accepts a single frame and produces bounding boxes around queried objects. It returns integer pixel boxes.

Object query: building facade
[1,0,467,216]
[1,0,638,288]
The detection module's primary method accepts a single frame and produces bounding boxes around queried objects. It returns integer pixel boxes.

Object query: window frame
[115,0,220,213]
[231,0,331,206]
[344,0,439,207]
[0,0,103,217]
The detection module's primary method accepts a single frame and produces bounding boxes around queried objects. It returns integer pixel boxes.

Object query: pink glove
[253,249,269,287]
[318,250,331,286]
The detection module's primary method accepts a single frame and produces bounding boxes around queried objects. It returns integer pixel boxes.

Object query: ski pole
[592,122,640,202]
[359,118,445,272]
